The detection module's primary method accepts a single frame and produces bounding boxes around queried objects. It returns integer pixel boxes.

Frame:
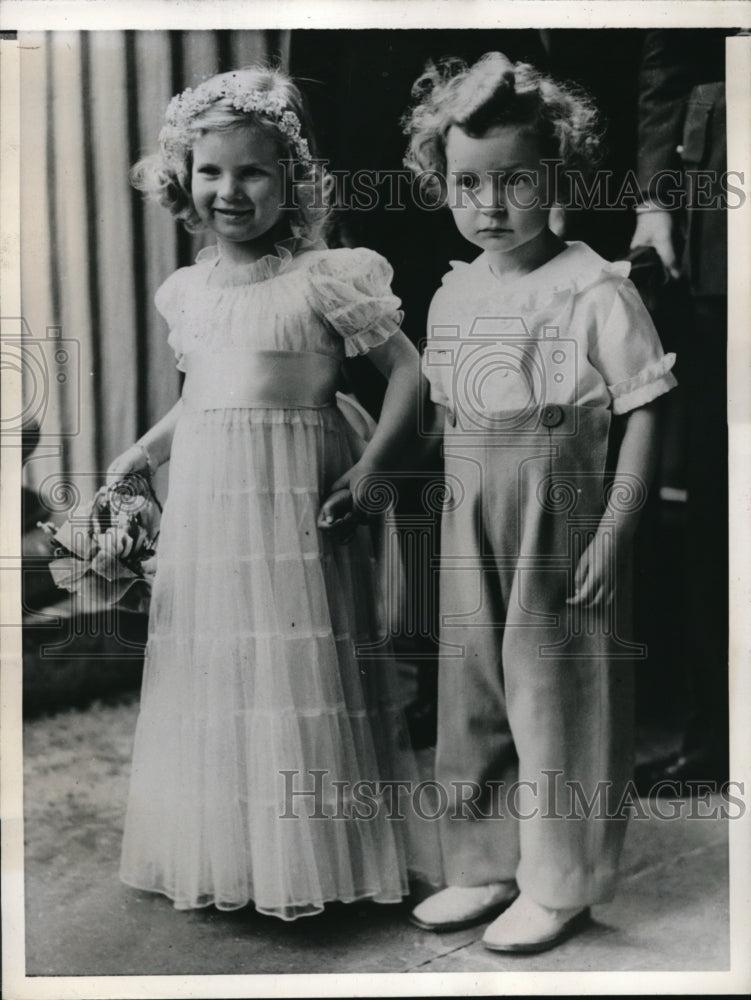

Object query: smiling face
[190,124,287,262]
[445,124,552,262]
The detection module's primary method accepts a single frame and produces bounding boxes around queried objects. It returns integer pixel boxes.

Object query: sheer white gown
[120,240,441,920]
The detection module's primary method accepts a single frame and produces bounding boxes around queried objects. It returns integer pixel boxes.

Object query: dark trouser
[682,296,729,763]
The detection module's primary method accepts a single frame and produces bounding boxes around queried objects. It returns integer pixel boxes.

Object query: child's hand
[566,532,620,609]
[317,487,360,543]
[318,464,373,543]
[106,444,151,487]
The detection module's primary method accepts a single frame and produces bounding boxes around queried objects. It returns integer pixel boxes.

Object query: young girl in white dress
[107,67,437,921]
[403,53,677,952]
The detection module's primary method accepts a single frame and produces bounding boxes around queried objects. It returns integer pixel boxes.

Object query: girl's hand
[106,444,151,487]
[566,531,623,609]
[318,464,371,543]
[317,487,358,543]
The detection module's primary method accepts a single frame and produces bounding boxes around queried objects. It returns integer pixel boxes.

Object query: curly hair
[403,52,603,201]
[131,66,331,241]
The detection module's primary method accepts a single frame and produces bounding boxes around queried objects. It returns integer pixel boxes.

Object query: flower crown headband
[163,77,313,166]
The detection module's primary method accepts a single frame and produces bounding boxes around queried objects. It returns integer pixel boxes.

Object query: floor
[18,694,734,988]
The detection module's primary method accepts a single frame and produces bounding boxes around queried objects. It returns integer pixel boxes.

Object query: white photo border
[2,3,750,997]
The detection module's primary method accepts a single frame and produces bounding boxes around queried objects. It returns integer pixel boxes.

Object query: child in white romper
[403,52,677,951]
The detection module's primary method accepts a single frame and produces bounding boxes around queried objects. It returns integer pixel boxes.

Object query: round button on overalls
[541,405,564,428]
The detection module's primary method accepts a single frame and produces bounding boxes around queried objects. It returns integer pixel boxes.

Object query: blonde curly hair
[131,66,331,241]
[403,52,603,202]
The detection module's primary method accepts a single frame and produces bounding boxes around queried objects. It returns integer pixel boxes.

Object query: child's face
[191,125,286,260]
[445,124,551,257]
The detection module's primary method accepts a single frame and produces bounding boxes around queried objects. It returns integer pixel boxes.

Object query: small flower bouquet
[38,474,161,615]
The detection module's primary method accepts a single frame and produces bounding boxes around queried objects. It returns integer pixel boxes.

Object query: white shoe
[410,882,519,933]
[482,893,590,953]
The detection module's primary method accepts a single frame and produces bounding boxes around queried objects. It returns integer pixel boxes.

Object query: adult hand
[630,209,680,279]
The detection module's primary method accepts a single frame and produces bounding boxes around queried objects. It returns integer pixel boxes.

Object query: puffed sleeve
[154,268,188,372]
[309,247,404,357]
[589,277,677,415]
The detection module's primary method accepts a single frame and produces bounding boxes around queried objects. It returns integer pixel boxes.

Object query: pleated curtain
[20,30,288,505]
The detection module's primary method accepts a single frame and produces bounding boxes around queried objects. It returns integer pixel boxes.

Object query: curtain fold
[21,29,287,505]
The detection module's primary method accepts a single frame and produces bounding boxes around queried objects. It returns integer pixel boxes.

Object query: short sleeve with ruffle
[421,263,469,410]
[589,276,677,415]
[308,247,404,357]
[154,267,192,372]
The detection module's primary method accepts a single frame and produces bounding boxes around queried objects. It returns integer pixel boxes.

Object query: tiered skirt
[120,405,439,919]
